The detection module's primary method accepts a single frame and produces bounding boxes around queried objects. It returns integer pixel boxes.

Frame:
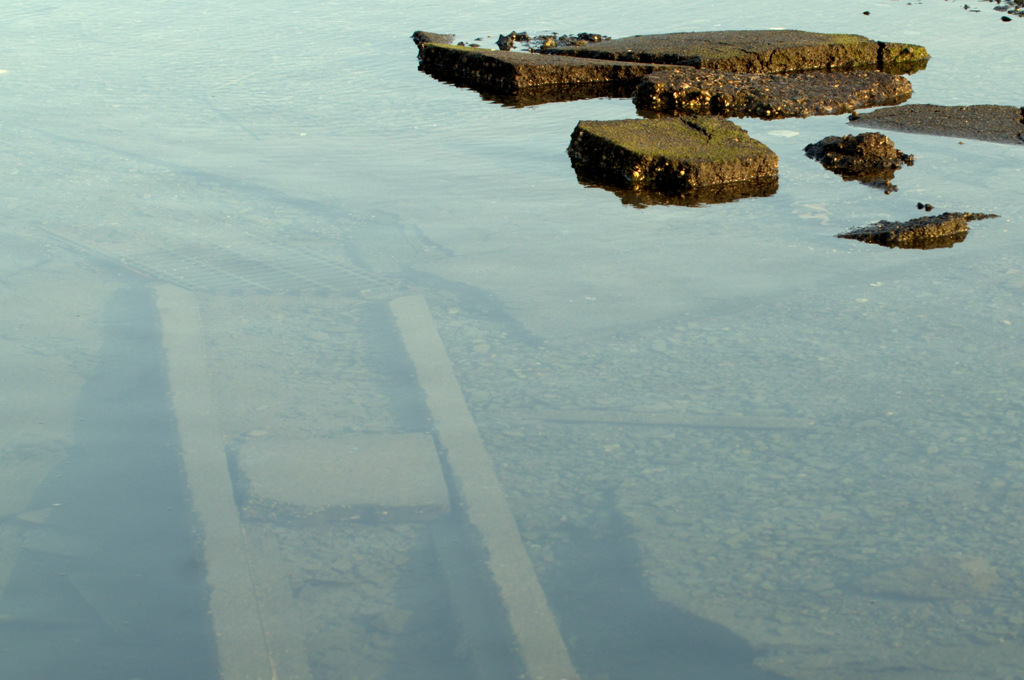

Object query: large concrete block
[568,116,778,203]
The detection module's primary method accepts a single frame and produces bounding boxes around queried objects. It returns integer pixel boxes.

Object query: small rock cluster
[804,132,914,192]
[972,0,1024,19]
[497,31,609,51]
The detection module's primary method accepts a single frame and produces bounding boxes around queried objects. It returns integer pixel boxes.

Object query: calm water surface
[1,1,1023,678]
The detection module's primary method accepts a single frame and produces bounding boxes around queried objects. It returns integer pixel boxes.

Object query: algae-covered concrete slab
[635,69,911,118]
[837,212,998,249]
[851,104,1024,144]
[546,30,928,73]
[418,43,673,95]
[568,117,778,199]
[239,434,449,521]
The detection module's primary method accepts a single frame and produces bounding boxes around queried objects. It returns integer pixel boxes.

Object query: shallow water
[1,1,1023,679]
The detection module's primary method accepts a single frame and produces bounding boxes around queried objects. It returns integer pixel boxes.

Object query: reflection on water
[572,173,780,208]
[1,1,1024,679]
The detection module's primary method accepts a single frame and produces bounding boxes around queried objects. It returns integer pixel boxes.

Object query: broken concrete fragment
[545,30,929,73]
[418,43,674,95]
[411,30,454,46]
[838,212,998,249]
[805,132,913,191]
[567,117,778,203]
[634,69,912,118]
[851,104,1024,144]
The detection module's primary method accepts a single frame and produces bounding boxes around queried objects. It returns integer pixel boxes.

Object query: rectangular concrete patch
[239,434,450,521]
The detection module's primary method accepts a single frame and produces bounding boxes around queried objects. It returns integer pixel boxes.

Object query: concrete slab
[239,434,450,521]
[851,103,1024,144]
[635,69,911,119]
[418,43,673,95]
[545,30,928,73]
[568,117,778,201]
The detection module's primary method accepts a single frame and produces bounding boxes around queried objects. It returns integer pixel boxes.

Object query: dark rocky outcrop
[837,212,998,249]
[567,117,778,205]
[851,104,1024,144]
[544,30,928,73]
[805,132,913,191]
[417,43,674,95]
[634,69,912,119]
